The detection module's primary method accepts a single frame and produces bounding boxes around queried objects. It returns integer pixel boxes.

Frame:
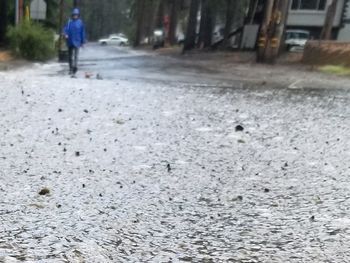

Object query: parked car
[98,35,128,46]
[109,33,127,39]
[285,30,310,51]
[152,29,165,49]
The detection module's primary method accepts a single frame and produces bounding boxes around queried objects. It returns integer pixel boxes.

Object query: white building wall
[338,1,350,40]
[287,0,345,27]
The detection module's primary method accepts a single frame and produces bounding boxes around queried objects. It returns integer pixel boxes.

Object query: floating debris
[38,188,50,196]
[235,125,244,132]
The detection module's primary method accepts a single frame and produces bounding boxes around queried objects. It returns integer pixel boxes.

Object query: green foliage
[319,65,350,75]
[7,21,55,61]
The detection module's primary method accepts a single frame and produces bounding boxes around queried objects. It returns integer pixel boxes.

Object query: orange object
[24,6,30,21]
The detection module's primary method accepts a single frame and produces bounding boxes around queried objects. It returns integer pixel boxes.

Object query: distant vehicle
[109,33,127,39]
[152,29,165,49]
[285,30,310,51]
[98,35,128,46]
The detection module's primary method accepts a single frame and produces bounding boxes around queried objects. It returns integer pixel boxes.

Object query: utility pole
[15,0,19,24]
[257,0,290,63]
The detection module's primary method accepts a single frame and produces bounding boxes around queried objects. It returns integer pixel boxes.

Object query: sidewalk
[153,47,350,90]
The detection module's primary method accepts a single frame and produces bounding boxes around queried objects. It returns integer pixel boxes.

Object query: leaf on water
[38,187,50,196]
[235,125,244,132]
[114,119,125,125]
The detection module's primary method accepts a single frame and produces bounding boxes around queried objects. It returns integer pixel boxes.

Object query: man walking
[64,8,85,76]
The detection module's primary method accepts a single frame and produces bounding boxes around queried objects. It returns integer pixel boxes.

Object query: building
[287,0,350,40]
[338,0,350,40]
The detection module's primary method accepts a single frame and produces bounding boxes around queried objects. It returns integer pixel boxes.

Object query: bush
[7,21,55,61]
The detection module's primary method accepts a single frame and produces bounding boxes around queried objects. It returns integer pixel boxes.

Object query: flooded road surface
[0,45,350,262]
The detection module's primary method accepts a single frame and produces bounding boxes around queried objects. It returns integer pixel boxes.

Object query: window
[298,32,310,39]
[291,0,327,10]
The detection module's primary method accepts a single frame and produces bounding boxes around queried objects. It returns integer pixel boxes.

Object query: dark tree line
[1,0,340,62]
[0,0,254,47]
[0,0,8,43]
[0,0,133,43]
[133,0,249,51]
[81,0,131,40]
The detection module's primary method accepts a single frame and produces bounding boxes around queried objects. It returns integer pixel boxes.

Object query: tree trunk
[257,0,290,63]
[270,0,291,61]
[198,0,214,49]
[183,0,200,52]
[151,0,164,42]
[257,0,274,62]
[0,0,7,43]
[223,0,236,48]
[320,0,338,40]
[169,0,180,45]
[58,0,64,51]
[246,0,259,24]
[135,0,146,46]
[19,0,23,22]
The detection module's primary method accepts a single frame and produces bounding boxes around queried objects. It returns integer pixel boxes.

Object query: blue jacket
[64,18,85,48]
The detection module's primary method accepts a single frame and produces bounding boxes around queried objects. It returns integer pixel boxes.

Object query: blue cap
[72,8,80,15]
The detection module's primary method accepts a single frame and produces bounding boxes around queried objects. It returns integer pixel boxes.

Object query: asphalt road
[0,45,350,262]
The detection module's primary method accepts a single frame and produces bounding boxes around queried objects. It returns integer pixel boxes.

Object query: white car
[98,36,128,46]
[109,33,127,39]
[285,30,310,51]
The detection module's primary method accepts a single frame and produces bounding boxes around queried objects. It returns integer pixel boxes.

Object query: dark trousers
[68,46,79,73]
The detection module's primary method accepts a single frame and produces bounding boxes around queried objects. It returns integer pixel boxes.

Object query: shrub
[7,21,55,61]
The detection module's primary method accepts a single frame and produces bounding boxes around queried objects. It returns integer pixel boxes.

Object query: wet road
[0,45,350,262]
[78,44,222,84]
